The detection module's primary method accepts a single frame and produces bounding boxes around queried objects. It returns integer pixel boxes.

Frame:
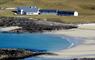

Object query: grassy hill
[0,0,95,23]
[0,0,95,15]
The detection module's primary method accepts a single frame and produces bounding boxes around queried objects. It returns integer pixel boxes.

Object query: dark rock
[0,48,56,60]
[0,17,78,33]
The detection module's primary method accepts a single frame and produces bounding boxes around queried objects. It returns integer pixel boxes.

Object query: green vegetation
[0,0,95,23]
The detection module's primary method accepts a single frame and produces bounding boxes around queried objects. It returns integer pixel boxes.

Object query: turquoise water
[0,33,70,51]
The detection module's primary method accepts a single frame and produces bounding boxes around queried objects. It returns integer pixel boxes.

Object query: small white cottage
[16,6,39,15]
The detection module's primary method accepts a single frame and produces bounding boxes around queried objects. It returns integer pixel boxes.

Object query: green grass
[0,0,95,24]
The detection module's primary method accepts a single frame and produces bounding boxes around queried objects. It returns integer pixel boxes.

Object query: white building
[16,6,39,15]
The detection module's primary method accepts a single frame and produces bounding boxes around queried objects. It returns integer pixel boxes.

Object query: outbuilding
[57,10,78,16]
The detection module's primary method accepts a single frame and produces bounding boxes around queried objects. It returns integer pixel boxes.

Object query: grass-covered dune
[0,0,95,23]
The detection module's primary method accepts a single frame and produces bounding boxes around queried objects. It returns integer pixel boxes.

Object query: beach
[0,23,95,59]
[0,26,22,32]
[43,23,95,59]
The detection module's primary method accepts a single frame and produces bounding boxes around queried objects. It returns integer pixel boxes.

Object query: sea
[0,33,71,60]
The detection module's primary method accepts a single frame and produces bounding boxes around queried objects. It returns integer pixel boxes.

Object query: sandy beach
[43,23,95,59]
[0,26,22,32]
[0,24,95,59]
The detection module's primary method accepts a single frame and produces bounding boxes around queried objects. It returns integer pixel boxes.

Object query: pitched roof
[17,6,39,12]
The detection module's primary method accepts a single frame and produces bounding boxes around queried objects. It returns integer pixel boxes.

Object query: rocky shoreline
[0,48,57,60]
[0,17,78,33]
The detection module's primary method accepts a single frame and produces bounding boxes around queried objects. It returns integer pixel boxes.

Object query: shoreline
[43,32,83,52]
[0,48,56,60]
[0,23,95,59]
[41,23,95,59]
[63,36,81,49]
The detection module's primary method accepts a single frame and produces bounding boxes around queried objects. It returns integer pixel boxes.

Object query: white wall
[26,12,39,15]
[74,11,78,16]
[21,9,24,15]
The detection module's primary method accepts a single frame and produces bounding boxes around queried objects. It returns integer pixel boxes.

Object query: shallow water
[0,33,70,51]
[25,57,70,60]
[0,33,72,60]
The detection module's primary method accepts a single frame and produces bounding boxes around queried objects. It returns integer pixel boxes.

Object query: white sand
[43,24,95,59]
[78,23,95,30]
[0,26,22,32]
